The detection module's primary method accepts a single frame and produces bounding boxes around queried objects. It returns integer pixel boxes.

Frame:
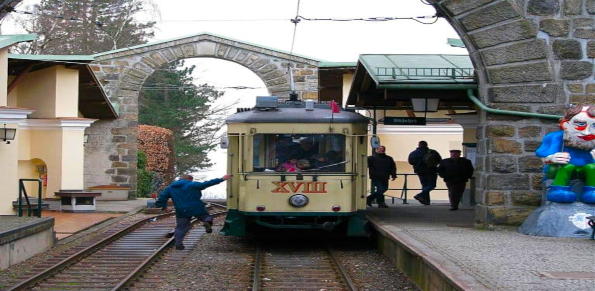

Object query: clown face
[562,106,595,151]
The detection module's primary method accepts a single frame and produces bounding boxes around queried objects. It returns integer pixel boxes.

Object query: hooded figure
[156,174,230,249]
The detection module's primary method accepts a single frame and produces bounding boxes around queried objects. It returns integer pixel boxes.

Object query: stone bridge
[85,0,595,226]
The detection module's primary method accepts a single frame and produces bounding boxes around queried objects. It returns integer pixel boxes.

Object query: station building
[0,34,116,215]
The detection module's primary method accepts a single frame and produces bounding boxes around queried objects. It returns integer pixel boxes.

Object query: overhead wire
[289,0,301,55]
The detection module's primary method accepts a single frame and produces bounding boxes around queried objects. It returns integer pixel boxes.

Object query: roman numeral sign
[271,182,327,193]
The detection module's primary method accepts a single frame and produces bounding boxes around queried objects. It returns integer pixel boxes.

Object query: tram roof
[226,106,369,124]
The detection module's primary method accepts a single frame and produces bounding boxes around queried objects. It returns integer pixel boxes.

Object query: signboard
[383,117,426,125]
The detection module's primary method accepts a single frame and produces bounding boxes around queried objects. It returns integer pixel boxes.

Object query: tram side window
[252,134,346,172]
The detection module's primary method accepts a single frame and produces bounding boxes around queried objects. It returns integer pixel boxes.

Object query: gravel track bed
[0,212,154,289]
[139,217,419,291]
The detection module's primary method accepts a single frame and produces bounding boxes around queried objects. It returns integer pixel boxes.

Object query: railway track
[252,242,357,291]
[5,204,227,291]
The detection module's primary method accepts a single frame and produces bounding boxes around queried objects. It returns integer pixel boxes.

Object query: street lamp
[1,124,17,144]
[411,98,440,112]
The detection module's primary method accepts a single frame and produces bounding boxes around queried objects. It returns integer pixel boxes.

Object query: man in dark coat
[438,150,474,210]
[367,145,397,208]
[408,141,442,205]
[156,174,231,250]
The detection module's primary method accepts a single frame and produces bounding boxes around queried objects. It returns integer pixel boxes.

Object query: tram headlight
[288,194,309,208]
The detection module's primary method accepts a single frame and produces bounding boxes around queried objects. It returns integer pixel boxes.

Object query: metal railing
[375,67,475,80]
[17,179,43,218]
[378,173,447,204]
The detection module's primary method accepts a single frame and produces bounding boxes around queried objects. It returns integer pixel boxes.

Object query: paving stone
[539,19,570,37]
[470,19,536,48]
[481,40,547,66]
[488,62,553,84]
[560,61,594,80]
[552,39,583,59]
[527,0,561,15]
[460,1,520,31]
[489,83,560,103]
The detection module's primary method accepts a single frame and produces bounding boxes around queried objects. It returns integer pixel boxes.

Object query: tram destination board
[384,116,426,125]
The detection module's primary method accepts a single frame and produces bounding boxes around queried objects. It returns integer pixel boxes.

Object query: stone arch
[92,33,320,100]
[86,1,594,225]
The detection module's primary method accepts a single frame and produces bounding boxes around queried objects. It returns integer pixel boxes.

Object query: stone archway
[85,33,320,199]
[85,1,594,226]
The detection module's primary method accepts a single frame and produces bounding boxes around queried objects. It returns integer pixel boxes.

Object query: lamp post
[1,124,17,144]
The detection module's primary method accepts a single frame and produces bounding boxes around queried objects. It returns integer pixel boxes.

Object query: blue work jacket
[156,178,224,218]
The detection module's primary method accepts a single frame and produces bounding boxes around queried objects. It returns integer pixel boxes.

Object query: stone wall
[436,0,594,225]
[84,33,320,198]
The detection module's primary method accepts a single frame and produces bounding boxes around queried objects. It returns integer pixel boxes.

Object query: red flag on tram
[330,100,341,114]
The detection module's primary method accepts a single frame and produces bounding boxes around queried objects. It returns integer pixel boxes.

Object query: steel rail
[327,244,357,291]
[112,205,228,290]
[6,212,175,291]
[253,242,357,291]
[252,243,263,291]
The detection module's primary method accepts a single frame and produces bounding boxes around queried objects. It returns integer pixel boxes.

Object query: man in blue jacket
[156,174,231,250]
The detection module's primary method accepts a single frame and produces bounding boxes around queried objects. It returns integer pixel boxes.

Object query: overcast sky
[2,0,467,197]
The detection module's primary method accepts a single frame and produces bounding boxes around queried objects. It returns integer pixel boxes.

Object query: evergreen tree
[139,60,230,175]
[12,0,157,54]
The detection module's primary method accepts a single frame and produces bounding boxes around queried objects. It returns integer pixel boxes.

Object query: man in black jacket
[367,146,397,208]
[408,141,442,205]
[438,150,474,210]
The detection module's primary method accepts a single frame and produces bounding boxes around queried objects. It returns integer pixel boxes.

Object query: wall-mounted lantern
[83,134,89,145]
[1,124,17,144]
[411,98,440,112]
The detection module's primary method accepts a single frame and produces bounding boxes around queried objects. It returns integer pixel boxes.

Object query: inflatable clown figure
[536,104,595,204]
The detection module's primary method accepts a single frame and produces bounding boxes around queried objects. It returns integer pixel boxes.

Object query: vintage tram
[220,96,370,236]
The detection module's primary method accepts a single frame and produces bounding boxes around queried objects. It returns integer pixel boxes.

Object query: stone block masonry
[86,33,320,199]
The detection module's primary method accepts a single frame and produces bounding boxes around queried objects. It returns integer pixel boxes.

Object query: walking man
[367,145,397,208]
[156,174,231,250]
[408,141,442,205]
[438,150,474,210]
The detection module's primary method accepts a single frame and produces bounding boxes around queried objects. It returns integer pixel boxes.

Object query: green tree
[12,0,157,54]
[139,60,229,175]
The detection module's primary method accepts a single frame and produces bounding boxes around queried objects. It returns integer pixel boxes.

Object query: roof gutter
[376,84,478,90]
[467,89,562,120]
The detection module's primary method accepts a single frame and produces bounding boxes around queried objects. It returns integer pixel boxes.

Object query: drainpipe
[467,89,562,120]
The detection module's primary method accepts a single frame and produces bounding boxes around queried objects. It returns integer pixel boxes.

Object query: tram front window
[253,134,346,172]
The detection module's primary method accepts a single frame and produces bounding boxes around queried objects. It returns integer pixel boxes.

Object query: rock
[519,202,595,238]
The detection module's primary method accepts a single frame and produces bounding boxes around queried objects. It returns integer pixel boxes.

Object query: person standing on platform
[367,145,397,208]
[408,141,442,205]
[156,174,231,250]
[438,150,474,210]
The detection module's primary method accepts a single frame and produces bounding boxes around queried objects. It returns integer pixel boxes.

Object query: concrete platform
[0,216,54,269]
[368,201,595,291]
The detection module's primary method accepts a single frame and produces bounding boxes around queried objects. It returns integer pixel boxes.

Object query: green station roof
[0,34,36,50]
[358,54,475,85]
